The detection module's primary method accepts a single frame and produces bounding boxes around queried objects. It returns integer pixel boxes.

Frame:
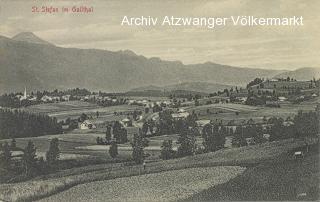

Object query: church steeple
[23,86,27,99]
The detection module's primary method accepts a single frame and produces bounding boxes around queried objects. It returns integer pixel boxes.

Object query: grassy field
[39,167,245,202]
[24,101,144,121]
[24,101,99,114]
[185,145,319,201]
[187,102,317,124]
[0,138,311,201]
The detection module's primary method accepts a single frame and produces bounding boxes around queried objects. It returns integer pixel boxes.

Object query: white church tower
[22,86,27,100]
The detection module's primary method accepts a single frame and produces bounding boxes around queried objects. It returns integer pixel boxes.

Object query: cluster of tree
[131,132,149,164]
[96,122,128,145]
[168,92,203,100]
[0,109,62,140]
[245,95,267,106]
[202,123,226,152]
[159,116,199,159]
[0,94,39,108]
[0,138,60,178]
[156,110,174,135]
[247,78,264,88]
[268,111,319,142]
[142,109,198,137]
[142,120,156,136]
[89,97,127,107]
[40,88,91,97]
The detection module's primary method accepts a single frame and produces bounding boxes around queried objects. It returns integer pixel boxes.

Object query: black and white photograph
[0,0,319,201]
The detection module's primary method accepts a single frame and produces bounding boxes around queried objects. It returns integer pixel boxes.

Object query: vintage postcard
[0,0,319,201]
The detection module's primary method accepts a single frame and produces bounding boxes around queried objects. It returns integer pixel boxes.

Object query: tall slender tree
[22,141,37,175]
[46,138,60,166]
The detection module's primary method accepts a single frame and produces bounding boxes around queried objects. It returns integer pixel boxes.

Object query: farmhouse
[278,96,287,102]
[172,111,190,120]
[62,95,71,101]
[79,120,96,129]
[121,118,132,127]
[41,95,53,102]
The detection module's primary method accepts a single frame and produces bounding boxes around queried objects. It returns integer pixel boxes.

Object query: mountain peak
[12,32,53,46]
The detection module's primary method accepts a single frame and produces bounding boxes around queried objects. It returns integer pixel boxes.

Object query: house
[41,95,53,102]
[121,118,132,127]
[263,134,270,141]
[224,136,233,148]
[52,96,60,102]
[79,120,96,129]
[62,95,71,101]
[283,121,294,127]
[171,112,190,120]
[278,96,287,102]
[177,108,186,113]
[28,96,37,101]
[195,119,211,127]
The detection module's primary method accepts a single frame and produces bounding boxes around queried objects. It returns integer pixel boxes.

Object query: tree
[253,125,264,144]
[160,140,175,160]
[202,124,225,152]
[177,128,196,157]
[158,110,174,135]
[195,99,200,106]
[11,138,16,149]
[112,121,122,143]
[79,113,88,122]
[46,138,60,166]
[142,122,149,136]
[232,126,247,147]
[105,125,112,144]
[269,118,285,141]
[186,112,198,128]
[131,133,149,164]
[0,142,12,169]
[294,111,319,138]
[119,128,128,143]
[109,141,118,158]
[22,140,37,175]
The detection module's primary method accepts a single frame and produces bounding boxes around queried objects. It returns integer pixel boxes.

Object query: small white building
[79,120,96,129]
[172,112,190,120]
[62,95,71,101]
[278,96,287,102]
[121,118,132,127]
[41,95,53,102]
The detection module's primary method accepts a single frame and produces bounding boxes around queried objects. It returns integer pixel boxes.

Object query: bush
[109,142,118,159]
[160,140,175,160]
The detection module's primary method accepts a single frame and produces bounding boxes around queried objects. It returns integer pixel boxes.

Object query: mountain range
[0,32,318,94]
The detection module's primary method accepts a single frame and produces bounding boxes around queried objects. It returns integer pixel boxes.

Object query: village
[0,76,319,201]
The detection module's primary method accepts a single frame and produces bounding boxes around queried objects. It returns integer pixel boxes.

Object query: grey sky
[0,0,319,70]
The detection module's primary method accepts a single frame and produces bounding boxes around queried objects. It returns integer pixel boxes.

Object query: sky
[0,0,319,70]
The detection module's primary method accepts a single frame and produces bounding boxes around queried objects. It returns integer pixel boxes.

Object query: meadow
[0,138,310,202]
[39,167,245,202]
[186,102,317,124]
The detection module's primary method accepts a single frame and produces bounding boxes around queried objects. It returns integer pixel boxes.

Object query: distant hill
[131,82,233,94]
[164,82,233,93]
[274,67,320,81]
[0,32,284,94]
[12,32,53,46]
